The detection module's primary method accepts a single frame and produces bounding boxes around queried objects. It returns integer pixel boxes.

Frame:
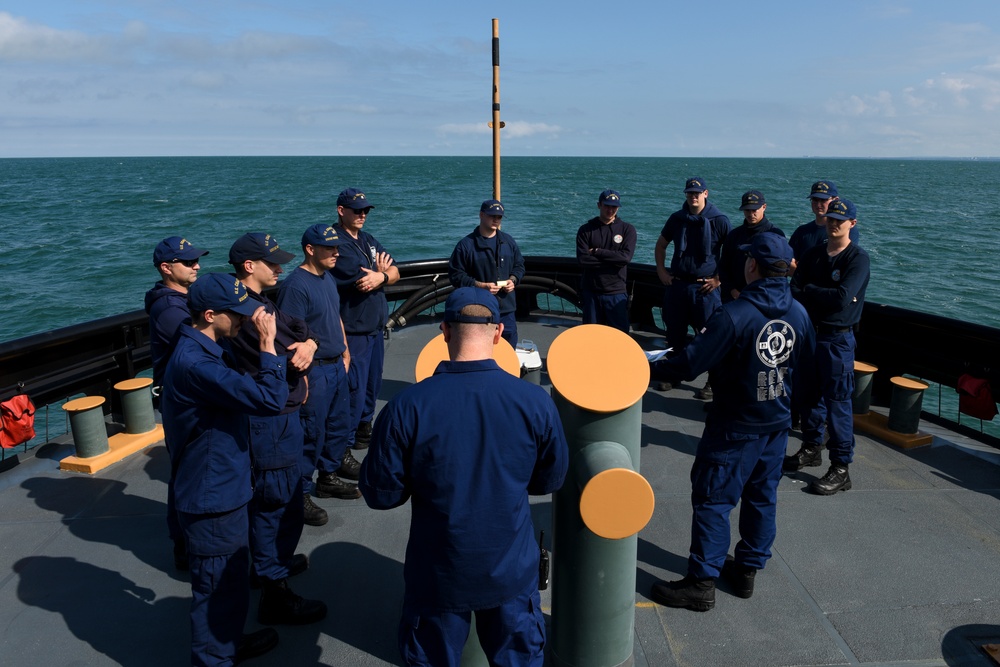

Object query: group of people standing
[143,175,870,664]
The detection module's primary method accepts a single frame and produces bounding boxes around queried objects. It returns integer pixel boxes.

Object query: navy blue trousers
[397,577,545,667]
[688,426,787,579]
[250,466,304,581]
[346,331,385,445]
[662,281,721,351]
[499,312,518,348]
[802,330,856,464]
[180,506,250,667]
[298,361,351,493]
[581,290,630,333]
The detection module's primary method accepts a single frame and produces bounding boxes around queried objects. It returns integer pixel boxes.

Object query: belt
[314,354,342,366]
[673,275,713,284]
[816,326,851,335]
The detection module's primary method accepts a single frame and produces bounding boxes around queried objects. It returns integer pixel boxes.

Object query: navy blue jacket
[659,201,731,279]
[448,229,526,316]
[276,267,347,359]
[791,242,870,328]
[576,216,637,295]
[719,218,786,302]
[144,282,189,387]
[228,283,312,413]
[161,327,288,514]
[789,220,860,260]
[652,277,816,433]
[359,359,568,613]
[331,228,395,335]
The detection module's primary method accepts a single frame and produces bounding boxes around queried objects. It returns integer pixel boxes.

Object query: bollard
[547,325,654,667]
[114,378,156,434]
[62,396,110,458]
[887,376,929,434]
[852,361,878,414]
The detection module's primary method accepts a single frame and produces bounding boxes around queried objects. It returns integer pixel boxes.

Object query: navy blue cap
[443,287,501,324]
[229,233,295,266]
[337,188,374,210]
[188,273,259,316]
[808,180,838,200]
[684,177,708,193]
[301,224,344,248]
[480,199,504,216]
[739,234,794,274]
[825,198,857,221]
[739,190,766,211]
[153,236,209,266]
[598,189,622,207]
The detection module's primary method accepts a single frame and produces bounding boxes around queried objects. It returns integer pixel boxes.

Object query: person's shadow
[13,556,188,664]
[21,474,181,579]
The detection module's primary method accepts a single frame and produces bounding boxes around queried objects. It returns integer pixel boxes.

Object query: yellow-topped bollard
[547,324,652,667]
[62,396,110,458]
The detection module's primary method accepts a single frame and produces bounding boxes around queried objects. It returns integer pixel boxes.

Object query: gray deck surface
[2,316,999,666]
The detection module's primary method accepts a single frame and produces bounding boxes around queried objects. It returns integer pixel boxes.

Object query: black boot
[650,575,715,611]
[721,556,756,599]
[250,553,310,589]
[258,579,328,625]
[783,443,822,472]
[353,421,372,450]
[337,450,361,481]
[234,628,278,664]
[316,472,361,499]
[303,493,329,526]
[810,463,852,495]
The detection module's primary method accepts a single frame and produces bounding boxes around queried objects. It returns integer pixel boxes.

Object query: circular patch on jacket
[613,234,623,244]
[831,269,841,281]
[756,319,796,367]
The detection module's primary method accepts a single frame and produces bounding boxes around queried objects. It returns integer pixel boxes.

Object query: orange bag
[0,394,37,448]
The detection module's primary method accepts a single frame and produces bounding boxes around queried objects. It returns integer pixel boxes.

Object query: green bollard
[459,614,489,667]
[114,378,156,434]
[62,396,110,458]
[887,376,929,434]
[547,325,654,667]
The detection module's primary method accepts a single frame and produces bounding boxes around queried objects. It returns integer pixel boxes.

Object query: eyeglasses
[172,258,200,267]
[351,207,371,215]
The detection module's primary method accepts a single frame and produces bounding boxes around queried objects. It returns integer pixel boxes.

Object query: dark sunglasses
[172,258,200,267]
[351,207,371,215]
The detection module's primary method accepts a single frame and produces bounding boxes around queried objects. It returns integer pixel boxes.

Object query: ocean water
[2,156,1000,344]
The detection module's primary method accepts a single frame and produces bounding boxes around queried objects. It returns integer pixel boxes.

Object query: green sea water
[3,156,1000,343]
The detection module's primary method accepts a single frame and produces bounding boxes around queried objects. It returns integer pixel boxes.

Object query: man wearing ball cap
[648,235,815,612]
[360,287,568,665]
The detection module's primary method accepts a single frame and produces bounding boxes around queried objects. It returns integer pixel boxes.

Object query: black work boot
[721,556,756,599]
[316,472,361,499]
[303,493,328,526]
[783,443,822,472]
[810,463,852,495]
[695,380,713,400]
[258,579,328,625]
[650,575,716,611]
[234,628,278,664]
[337,450,361,481]
[353,421,372,450]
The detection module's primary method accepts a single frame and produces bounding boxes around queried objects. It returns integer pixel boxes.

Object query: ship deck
[2,316,1000,666]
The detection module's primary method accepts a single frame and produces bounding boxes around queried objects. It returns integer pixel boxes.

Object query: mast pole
[491,18,502,201]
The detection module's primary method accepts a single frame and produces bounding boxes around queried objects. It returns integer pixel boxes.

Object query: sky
[3,1,1000,158]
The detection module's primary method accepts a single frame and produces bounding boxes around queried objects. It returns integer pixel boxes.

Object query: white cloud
[827,91,895,117]
[0,12,115,62]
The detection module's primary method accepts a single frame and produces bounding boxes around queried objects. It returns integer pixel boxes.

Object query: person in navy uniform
[719,191,786,303]
[276,225,361,520]
[227,232,327,626]
[160,273,288,665]
[329,188,400,452]
[786,199,870,495]
[648,234,815,611]
[788,180,859,265]
[144,235,209,570]
[448,199,526,347]
[655,177,731,396]
[359,287,568,666]
[576,189,637,333]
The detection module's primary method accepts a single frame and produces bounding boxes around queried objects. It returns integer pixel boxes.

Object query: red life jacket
[1,394,37,448]
[956,374,998,422]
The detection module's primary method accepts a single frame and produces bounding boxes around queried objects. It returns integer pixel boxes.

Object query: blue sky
[2,1,1000,158]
